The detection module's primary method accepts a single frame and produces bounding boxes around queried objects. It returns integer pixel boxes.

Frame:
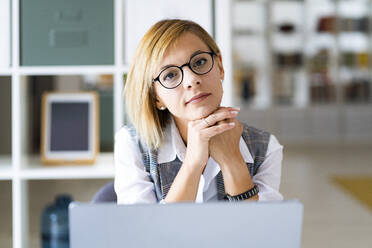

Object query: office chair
[91,181,117,203]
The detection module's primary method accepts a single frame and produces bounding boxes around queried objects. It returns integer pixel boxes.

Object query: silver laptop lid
[70,200,303,248]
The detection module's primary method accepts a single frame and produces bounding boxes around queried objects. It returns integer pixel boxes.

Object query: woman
[114,19,283,204]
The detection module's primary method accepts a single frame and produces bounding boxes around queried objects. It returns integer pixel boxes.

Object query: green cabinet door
[21,0,114,65]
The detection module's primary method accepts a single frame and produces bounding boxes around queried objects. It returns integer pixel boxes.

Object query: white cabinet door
[124,0,214,64]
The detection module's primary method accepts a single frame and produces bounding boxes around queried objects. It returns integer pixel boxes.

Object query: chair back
[91,181,117,203]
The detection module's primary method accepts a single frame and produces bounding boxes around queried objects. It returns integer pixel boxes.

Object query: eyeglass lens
[159,52,213,88]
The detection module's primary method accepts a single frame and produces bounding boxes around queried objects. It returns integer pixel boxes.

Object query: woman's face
[153,32,224,122]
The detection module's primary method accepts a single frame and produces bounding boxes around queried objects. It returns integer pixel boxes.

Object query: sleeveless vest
[128,123,270,202]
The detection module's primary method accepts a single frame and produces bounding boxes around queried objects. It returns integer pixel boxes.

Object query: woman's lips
[187,93,211,104]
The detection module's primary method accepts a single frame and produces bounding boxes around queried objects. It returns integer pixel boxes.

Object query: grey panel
[343,105,372,141]
[308,106,341,142]
[277,107,310,143]
[21,0,114,65]
[70,201,304,248]
[238,108,277,134]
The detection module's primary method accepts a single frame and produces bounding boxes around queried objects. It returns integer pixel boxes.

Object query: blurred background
[0,0,371,248]
[232,2,372,247]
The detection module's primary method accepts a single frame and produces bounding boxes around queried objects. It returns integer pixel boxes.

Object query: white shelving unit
[0,70,12,76]
[19,153,115,180]
[9,0,126,244]
[1,0,233,247]
[8,0,125,246]
[232,0,372,144]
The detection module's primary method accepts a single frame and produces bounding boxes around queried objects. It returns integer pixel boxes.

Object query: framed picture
[41,92,99,165]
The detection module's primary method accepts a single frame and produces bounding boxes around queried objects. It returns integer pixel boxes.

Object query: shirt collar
[157,116,254,165]
[239,136,254,164]
[157,116,186,164]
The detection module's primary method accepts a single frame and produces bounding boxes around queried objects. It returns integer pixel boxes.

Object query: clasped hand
[208,107,243,166]
[183,106,243,174]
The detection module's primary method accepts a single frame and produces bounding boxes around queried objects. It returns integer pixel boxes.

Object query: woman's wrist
[219,152,255,196]
[183,156,206,176]
[164,160,203,203]
[218,150,245,171]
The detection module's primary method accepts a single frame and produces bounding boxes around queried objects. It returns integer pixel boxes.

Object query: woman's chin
[192,105,219,120]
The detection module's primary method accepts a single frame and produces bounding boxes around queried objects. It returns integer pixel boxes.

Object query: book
[0,0,10,67]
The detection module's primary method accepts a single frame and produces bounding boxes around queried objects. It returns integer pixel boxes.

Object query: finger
[216,117,232,125]
[201,121,236,139]
[202,109,239,127]
[212,106,240,115]
[224,106,240,111]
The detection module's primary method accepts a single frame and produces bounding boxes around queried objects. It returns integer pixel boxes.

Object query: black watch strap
[226,184,259,202]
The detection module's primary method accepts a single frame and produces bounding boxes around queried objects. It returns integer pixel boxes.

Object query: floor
[280,145,372,248]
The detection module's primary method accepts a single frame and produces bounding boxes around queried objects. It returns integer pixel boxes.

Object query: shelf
[0,68,12,76]
[18,65,129,75]
[233,29,263,36]
[20,152,114,180]
[0,155,12,180]
[307,33,337,41]
[338,31,370,37]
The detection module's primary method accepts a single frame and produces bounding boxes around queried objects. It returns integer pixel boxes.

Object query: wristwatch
[226,184,259,202]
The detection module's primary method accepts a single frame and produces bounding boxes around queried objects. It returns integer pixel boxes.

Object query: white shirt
[114,116,284,204]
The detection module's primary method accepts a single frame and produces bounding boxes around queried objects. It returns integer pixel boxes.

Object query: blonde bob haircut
[124,19,221,150]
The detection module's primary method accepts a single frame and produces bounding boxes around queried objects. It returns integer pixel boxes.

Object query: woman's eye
[163,72,177,81]
[193,58,207,67]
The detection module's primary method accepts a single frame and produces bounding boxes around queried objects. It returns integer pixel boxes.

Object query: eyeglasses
[152,51,216,89]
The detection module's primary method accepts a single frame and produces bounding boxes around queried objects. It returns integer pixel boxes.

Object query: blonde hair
[124,19,221,150]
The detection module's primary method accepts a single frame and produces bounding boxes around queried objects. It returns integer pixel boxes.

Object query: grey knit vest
[128,123,270,202]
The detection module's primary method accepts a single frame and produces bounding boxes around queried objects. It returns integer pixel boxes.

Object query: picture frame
[41,92,99,165]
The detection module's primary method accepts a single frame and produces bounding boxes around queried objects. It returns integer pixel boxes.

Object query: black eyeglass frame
[152,51,216,89]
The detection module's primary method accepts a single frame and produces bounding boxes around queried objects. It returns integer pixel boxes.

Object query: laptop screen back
[69,200,303,248]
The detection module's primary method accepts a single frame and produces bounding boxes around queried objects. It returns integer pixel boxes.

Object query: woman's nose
[182,67,201,89]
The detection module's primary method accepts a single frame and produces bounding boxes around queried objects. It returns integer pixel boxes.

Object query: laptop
[69,200,303,248]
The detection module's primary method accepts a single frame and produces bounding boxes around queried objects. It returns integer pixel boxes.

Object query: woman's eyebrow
[190,49,203,58]
[159,49,204,71]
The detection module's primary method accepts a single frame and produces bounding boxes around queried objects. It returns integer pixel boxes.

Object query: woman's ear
[153,85,166,110]
[217,54,224,81]
[155,97,166,110]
